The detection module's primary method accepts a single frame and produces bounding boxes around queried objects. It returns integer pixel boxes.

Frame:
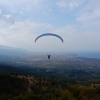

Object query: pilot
[48,55,50,59]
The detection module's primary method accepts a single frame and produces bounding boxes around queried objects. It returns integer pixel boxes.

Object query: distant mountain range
[0,45,31,56]
[0,45,100,58]
[0,45,77,57]
[77,51,100,58]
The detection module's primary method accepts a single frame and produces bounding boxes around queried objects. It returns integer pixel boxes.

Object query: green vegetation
[1,63,100,80]
[0,71,100,100]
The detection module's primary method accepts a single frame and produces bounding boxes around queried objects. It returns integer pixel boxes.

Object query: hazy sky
[0,0,100,52]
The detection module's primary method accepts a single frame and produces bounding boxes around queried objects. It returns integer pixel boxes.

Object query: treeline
[1,63,100,80]
[0,71,100,100]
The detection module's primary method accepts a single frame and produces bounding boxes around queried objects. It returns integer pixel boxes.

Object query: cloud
[0,0,45,14]
[0,19,56,51]
[50,23,100,52]
[0,0,100,52]
[75,0,100,30]
[76,7,100,22]
[0,9,15,25]
[57,0,85,10]
[46,24,55,29]
[4,14,15,25]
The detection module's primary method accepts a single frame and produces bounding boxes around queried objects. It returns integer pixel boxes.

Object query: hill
[0,45,31,56]
[0,71,100,100]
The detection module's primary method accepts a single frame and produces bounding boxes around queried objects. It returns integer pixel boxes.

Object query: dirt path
[27,78,33,93]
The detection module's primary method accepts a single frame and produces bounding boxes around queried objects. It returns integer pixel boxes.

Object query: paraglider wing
[35,33,63,43]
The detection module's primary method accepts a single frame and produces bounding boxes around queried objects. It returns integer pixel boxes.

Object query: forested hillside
[0,71,100,100]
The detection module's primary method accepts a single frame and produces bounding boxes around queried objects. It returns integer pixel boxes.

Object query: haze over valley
[0,45,100,79]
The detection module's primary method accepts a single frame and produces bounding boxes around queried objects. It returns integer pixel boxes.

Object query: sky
[0,0,100,52]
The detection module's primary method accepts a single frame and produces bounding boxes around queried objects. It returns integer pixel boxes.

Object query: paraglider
[47,54,50,59]
[35,33,63,43]
[35,33,63,59]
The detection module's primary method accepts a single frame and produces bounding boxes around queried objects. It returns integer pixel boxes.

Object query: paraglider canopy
[35,33,64,43]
